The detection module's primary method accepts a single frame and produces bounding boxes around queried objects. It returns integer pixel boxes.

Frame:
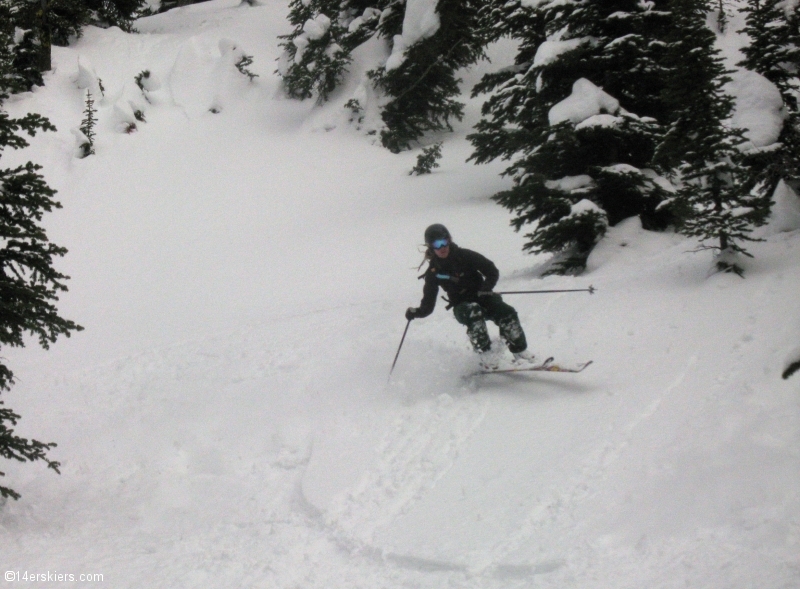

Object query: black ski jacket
[415,243,499,318]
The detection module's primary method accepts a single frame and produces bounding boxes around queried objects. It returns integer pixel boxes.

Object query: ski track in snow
[323,392,492,548]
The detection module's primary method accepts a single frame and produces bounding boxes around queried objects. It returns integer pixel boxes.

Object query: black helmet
[424,223,451,245]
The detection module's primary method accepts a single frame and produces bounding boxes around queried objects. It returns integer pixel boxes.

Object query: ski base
[475,357,593,376]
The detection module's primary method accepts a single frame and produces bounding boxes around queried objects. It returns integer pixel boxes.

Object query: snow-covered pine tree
[738,0,800,201]
[469,0,674,274]
[656,0,770,275]
[236,53,258,81]
[11,0,88,57]
[369,0,490,153]
[0,85,82,501]
[8,0,145,75]
[0,6,43,93]
[79,89,97,157]
[739,0,800,108]
[278,0,385,102]
[84,0,147,32]
[409,142,442,175]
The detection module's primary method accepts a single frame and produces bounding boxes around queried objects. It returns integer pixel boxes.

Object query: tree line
[279,0,800,275]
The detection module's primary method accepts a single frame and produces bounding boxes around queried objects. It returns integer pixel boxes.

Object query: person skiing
[405,224,535,370]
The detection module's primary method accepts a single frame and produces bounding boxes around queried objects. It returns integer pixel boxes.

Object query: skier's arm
[464,250,499,292]
[409,274,438,319]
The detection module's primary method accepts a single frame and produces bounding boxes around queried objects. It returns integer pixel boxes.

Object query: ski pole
[492,285,596,295]
[389,319,412,380]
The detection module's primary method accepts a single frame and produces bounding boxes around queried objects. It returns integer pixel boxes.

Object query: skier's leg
[452,302,491,353]
[481,294,528,354]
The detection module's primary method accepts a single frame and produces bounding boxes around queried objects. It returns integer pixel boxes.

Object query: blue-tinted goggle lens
[431,238,449,250]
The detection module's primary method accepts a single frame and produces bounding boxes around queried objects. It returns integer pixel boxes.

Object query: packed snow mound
[764,180,800,234]
[549,78,621,125]
[170,37,258,118]
[728,69,785,148]
[74,55,102,96]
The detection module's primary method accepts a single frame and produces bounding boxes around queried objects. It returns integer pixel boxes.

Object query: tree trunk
[36,0,52,72]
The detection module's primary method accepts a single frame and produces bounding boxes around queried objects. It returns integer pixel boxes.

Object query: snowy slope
[1,2,799,588]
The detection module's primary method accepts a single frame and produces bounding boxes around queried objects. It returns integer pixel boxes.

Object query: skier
[405,224,535,370]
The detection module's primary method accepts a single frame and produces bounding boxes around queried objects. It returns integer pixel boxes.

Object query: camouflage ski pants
[452,294,528,354]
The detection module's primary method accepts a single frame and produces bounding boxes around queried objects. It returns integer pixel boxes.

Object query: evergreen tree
[739,0,800,108]
[0,87,82,501]
[236,53,258,81]
[278,0,492,152]
[469,0,675,273]
[409,142,442,175]
[370,0,490,152]
[7,0,146,76]
[738,0,800,201]
[656,0,770,275]
[0,6,42,94]
[85,0,147,31]
[278,0,385,102]
[78,89,97,157]
[0,5,45,94]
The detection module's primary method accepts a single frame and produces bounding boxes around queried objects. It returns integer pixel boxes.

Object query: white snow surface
[549,78,621,125]
[1,2,799,588]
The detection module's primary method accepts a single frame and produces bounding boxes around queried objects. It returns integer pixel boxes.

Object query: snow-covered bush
[409,142,442,175]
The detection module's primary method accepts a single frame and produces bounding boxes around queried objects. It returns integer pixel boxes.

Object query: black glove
[477,290,495,298]
[405,307,419,321]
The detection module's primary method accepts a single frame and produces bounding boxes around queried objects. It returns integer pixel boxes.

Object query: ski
[475,357,593,376]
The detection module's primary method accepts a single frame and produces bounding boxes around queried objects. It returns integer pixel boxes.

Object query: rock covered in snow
[549,78,621,126]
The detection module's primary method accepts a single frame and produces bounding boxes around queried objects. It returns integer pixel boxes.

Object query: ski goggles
[430,238,449,250]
